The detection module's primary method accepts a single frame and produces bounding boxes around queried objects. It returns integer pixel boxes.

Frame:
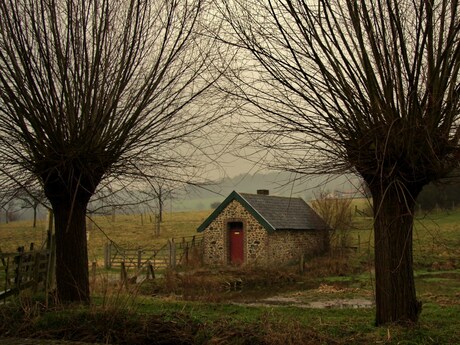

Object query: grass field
[348,208,460,270]
[1,202,460,344]
[0,210,212,259]
[1,202,459,266]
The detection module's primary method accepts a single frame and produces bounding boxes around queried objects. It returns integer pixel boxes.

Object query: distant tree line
[417,177,460,211]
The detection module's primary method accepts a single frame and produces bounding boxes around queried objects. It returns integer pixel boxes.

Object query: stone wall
[202,199,325,266]
[267,230,324,265]
[202,200,268,265]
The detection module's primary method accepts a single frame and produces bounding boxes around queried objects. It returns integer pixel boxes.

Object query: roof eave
[196,191,239,232]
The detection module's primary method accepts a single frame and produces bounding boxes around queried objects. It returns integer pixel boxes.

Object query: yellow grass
[0,210,212,261]
[1,201,459,269]
[347,206,460,268]
[0,218,50,253]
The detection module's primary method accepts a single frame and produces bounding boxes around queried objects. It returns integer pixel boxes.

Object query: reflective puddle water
[240,297,374,309]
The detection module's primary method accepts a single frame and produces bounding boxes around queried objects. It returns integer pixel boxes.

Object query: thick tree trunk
[43,168,102,304]
[371,183,422,325]
[52,198,90,303]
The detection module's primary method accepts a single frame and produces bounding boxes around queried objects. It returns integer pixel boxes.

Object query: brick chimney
[257,189,269,195]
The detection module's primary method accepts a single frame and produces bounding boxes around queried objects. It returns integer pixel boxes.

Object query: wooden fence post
[104,243,108,269]
[91,261,97,288]
[0,247,6,267]
[5,257,10,292]
[169,239,176,269]
[168,240,172,268]
[104,242,112,269]
[120,261,127,288]
[184,242,189,266]
[46,234,56,299]
[152,250,157,270]
[146,261,155,280]
[299,253,305,274]
[15,246,24,291]
[32,251,40,293]
[0,243,56,303]
[137,248,142,269]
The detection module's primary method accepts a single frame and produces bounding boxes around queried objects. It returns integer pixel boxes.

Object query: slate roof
[197,191,329,233]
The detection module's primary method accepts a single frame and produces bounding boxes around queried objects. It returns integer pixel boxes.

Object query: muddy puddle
[240,297,373,309]
[237,284,374,309]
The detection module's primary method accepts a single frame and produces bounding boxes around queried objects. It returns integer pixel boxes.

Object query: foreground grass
[1,292,459,345]
[2,266,459,344]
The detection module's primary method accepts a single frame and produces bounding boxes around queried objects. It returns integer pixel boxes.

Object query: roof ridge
[237,192,277,231]
[239,192,303,200]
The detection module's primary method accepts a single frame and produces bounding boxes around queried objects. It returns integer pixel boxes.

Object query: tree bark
[52,198,90,303]
[371,183,422,325]
[43,168,101,304]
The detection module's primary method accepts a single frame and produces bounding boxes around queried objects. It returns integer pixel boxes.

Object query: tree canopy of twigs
[0,0,224,303]
[218,0,460,325]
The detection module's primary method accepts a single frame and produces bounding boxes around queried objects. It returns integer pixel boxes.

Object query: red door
[229,227,244,264]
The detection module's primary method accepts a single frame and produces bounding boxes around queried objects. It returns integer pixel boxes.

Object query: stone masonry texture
[202,200,324,266]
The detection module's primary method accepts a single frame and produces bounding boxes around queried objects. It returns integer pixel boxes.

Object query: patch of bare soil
[240,297,373,309]
[238,284,374,309]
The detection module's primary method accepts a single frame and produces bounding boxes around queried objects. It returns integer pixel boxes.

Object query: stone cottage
[197,190,329,266]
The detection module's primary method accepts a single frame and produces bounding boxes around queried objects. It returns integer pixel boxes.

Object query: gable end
[197,191,276,233]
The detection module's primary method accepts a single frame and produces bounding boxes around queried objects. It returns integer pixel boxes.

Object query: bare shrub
[311,191,353,255]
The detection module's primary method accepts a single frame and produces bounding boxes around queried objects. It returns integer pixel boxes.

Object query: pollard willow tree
[219,0,460,324]
[0,0,223,303]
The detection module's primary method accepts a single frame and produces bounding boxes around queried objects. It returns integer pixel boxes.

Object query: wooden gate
[0,240,54,301]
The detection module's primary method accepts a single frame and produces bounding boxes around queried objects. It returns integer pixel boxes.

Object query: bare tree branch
[0,0,225,302]
[218,0,460,325]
